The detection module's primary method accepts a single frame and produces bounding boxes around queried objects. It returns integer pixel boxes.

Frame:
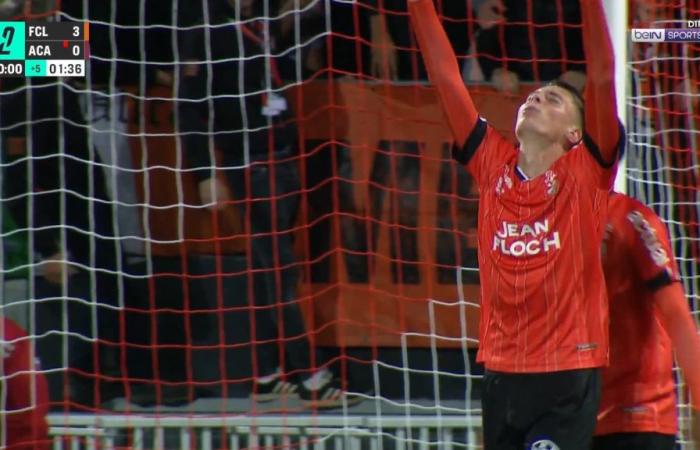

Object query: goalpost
[0,0,697,448]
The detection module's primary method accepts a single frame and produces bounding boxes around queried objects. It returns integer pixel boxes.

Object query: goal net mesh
[0,0,697,448]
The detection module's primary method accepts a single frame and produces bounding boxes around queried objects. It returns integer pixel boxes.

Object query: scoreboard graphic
[0,21,87,77]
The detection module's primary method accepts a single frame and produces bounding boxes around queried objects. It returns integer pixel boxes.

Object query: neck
[517,136,566,178]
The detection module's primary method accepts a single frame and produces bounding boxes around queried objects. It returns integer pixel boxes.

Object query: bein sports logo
[492,219,561,257]
[631,27,700,42]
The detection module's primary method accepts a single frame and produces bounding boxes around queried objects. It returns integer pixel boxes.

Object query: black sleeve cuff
[452,117,487,166]
[646,270,677,292]
[582,121,626,168]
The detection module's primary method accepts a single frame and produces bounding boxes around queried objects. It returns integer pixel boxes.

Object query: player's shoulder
[608,192,657,222]
[609,192,670,244]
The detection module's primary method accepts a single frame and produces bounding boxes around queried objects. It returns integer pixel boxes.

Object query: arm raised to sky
[581,0,620,163]
[408,0,479,148]
[654,282,700,414]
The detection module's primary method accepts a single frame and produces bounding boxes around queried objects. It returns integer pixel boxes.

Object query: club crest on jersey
[493,219,561,257]
[544,170,558,196]
[495,166,513,196]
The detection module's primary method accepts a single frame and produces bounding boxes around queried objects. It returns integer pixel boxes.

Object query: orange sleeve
[581,0,621,165]
[408,0,479,147]
[654,282,700,411]
[3,322,50,448]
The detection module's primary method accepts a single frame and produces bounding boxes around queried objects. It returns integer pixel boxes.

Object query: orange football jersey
[595,193,681,435]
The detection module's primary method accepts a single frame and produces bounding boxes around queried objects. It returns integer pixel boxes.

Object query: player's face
[515,86,582,148]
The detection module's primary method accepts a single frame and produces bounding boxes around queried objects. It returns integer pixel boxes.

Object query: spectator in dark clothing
[0,78,119,407]
[340,0,497,82]
[476,0,586,93]
[61,0,176,264]
[274,0,326,80]
[61,0,174,89]
[60,0,202,407]
[365,0,475,81]
[358,0,585,88]
[178,0,359,409]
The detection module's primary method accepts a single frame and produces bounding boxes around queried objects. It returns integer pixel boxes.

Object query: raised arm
[581,0,620,163]
[627,201,700,443]
[653,282,700,443]
[408,0,479,147]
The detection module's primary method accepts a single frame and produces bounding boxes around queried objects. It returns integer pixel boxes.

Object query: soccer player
[1,317,49,450]
[593,192,700,450]
[408,0,621,448]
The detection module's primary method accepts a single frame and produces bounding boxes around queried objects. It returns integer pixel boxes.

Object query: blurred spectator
[0,316,49,450]
[475,0,586,94]
[327,0,372,77]
[61,0,176,263]
[335,0,510,82]
[60,0,191,405]
[0,0,56,19]
[275,0,326,79]
[284,0,466,81]
[364,0,475,81]
[178,0,359,408]
[61,0,175,90]
[0,77,119,407]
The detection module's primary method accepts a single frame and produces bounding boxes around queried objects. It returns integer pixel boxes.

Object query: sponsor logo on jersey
[627,210,670,267]
[493,219,561,257]
[530,439,560,450]
[495,166,513,196]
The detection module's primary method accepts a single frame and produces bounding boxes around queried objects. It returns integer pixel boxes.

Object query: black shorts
[482,368,601,450]
[592,432,676,450]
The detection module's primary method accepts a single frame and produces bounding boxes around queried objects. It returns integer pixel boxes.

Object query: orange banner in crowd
[128,82,526,348]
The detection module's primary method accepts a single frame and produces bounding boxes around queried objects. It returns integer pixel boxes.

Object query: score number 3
[0,26,15,56]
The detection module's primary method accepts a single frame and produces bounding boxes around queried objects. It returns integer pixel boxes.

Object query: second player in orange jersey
[593,192,700,449]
